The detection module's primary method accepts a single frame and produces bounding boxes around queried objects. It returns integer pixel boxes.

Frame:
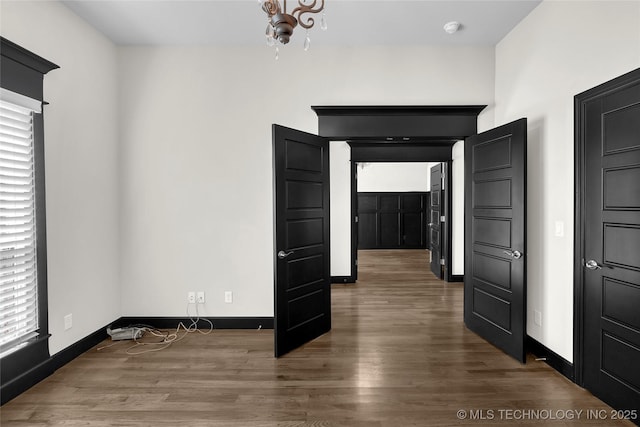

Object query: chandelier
[260,0,327,54]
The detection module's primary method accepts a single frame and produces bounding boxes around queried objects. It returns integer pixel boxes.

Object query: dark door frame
[312,105,485,283]
[573,67,640,385]
[348,159,457,282]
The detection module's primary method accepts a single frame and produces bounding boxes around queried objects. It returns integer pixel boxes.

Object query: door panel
[464,118,527,363]
[273,125,330,358]
[430,164,443,279]
[380,212,400,247]
[581,71,640,411]
[403,212,423,246]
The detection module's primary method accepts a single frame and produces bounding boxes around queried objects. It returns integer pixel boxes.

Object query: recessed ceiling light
[444,21,461,34]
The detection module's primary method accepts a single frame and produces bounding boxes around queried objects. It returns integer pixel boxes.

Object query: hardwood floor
[1,250,634,426]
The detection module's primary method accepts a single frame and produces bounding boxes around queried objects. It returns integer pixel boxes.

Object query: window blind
[0,98,39,357]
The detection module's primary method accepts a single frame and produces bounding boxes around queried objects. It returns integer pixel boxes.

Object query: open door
[464,118,527,363]
[429,164,444,279]
[273,124,331,357]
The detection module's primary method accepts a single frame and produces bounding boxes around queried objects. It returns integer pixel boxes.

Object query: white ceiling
[61,0,542,47]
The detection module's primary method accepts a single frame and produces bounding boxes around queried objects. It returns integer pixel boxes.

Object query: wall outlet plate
[64,314,72,330]
[188,292,196,304]
[197,291,205,303]
[534,310,542,326]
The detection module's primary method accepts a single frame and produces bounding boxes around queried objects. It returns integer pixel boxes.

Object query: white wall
[0,1,121,354]
[357,162,438,192]
[451,141,464,276]
[330,142,351,277]
[118,46,495,317]
[495,0,640,362]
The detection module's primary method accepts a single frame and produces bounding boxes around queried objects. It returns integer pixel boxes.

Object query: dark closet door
[581,71,640,412]
[464,118,527,363]
[357,193,427,249]
[429,164,443,279]
[273,125,330,358]
[402,194,425,247]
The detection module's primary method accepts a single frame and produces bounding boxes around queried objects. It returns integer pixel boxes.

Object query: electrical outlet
[64,314,73,330]
[534,310,542,326]
[196,291,205,304]
[224,291,233,304]
[187,292,196,304]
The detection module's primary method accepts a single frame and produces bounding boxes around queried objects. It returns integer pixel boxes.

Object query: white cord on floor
[98,302,214,355]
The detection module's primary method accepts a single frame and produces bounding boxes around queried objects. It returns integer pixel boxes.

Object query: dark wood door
[429,164,443,279]
[273,125,330,358]
[580,71,640,412]
[464,118,527,363]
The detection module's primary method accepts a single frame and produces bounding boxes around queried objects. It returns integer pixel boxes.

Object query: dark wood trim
[573,67,640,387]
[0,336,52,405]
[1,316,275,405]
[312,105,486,140]
[0,37,59,102]
[443,161,454,282]
[0,37,59,75]
[351,161,358,282]
[312,105,488,116]
[0,38,57,404]
[527,336,574,382]
[325,106,486,284]
[116,317,274,330]
[350,144,453,162]
[49,326,110,372]
[1,324,108,406]
[33,111,50,353]
[448,275,464,283]
[331,276,356,284]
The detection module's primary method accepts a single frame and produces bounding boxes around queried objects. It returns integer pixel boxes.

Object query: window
[0,94,40,357]
[0,36,58,404]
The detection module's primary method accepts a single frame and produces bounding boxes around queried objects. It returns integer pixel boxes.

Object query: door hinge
[355,259,358,266]
[355,216,359,223]
[440,258,446,266]
[440,215,445,222]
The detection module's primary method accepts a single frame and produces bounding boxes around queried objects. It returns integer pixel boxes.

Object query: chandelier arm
[262,0,281,17]
[291,0,324,30]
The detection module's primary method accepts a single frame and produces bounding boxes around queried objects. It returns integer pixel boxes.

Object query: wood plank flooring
[1,250,634,426]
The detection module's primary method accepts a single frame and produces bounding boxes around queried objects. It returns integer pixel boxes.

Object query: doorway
[274,105,487,357]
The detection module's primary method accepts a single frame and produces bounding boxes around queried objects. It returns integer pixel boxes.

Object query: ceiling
[61,0,541,47]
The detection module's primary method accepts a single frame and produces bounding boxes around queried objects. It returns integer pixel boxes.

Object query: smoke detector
[443,21,461,34]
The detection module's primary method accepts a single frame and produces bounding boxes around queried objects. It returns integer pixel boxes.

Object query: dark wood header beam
[1,37,59,102]
[311,105,487,140]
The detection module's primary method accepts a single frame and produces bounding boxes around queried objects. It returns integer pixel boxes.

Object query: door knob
[278,250,294,259]
[585,259,602,270]
[503,250,523,260]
